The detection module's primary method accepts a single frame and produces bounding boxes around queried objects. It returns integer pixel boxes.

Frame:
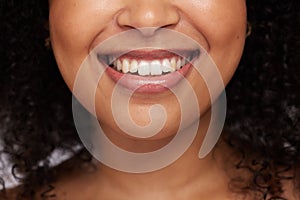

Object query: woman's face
[49,0,246,143]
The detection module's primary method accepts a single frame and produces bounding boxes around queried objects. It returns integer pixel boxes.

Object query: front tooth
[170,58,176,72]
[122,59,130,73]
[162,59,171,72]
[130,60,138,73]
[117,60,122,71]
[138,61,150,76]
[176,59,181,70]
[150,60,162,75]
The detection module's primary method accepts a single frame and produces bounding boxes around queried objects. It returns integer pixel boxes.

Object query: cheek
[48,0,121,89]
[49,2,93,55]
[187,0,247,41]
[49,3,90,89]
[176,0,246,112]
[192,0,247,84]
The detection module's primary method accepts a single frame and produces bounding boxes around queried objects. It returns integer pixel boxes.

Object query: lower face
[49,0,246,144]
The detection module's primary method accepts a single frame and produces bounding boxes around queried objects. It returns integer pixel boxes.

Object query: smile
[97,49,200,93]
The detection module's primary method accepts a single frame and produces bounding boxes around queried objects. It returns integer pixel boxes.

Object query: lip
[98,50,199,93]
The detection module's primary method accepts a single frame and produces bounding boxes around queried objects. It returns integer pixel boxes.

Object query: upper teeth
[110,57,190,76]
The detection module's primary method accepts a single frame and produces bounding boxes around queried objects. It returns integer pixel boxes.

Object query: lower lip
[104,62,193,93]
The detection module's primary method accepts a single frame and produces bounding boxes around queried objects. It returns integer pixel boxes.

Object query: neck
[91,110,231,199]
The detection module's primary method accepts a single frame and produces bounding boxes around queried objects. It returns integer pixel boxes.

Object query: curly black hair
[0,0,299,199]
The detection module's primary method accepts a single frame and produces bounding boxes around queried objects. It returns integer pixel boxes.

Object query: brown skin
[49,0,246,143]
[5,140,296,200]
[47,0,247,199]
[37,113,236,200]
[2,1,297,199]
[5,0,285,199]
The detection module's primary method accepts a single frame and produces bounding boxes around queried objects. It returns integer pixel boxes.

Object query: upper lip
[90,28,204,56]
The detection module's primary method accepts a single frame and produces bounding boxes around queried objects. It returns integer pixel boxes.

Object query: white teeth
[181,58,186,66]
[150,60,162,75]
[138,61,150,76]
[122,59,130,73]
[176,59,181,70]
[110,56,190,76]
[117,60,122,71]
[162,59,172,73]
[170,58,177,72]
[130,60,138,73]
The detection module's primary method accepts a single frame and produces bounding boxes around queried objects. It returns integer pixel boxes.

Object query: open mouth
[102,50,199,76]
[97,49,200,93]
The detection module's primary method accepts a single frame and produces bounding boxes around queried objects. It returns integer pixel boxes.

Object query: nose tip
[116,1,180,36]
